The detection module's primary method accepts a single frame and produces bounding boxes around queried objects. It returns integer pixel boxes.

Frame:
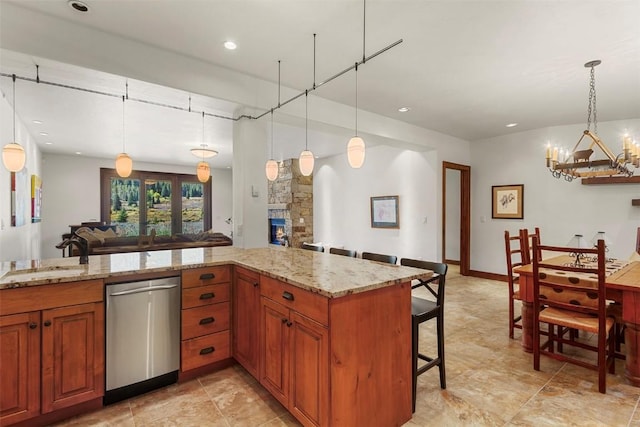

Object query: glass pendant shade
[265,159,279,181]
[347,136,365,168]
[590,231,612,248]
[115,152,133,178]
[2,142,26,172]
[197,161,210,183]
[566,234,591,249]
[299,150,314,176]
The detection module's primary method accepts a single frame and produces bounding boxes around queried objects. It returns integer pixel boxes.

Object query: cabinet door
[233,268,260,378]
[41,302,105,413]
[260,297,289,406]
[0,312,40,425]
[289,312,329,427]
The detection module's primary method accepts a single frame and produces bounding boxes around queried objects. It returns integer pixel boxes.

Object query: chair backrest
[301,243,324,252]
[362,251,397,264]
[400,258,448,307]
[520,227,542,264]
[329,247,357,257]
[504,230,526,277]
[532,236,606,319]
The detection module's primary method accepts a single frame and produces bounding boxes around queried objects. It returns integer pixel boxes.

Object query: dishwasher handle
[110,284,178,296]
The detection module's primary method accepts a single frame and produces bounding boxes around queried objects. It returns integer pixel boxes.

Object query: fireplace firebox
[269,218,286,245]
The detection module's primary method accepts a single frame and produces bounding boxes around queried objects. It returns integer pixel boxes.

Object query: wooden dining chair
[520,227,542,264]
[504,230,526,339]
[362,251,397,264]
[400,258,448,412]
[636,227,640,253]
[532,237,616,393]
[301,243,324,252]
[329,247,357,257]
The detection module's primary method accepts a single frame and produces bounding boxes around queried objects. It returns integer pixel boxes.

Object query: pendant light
[347,63,365,168]
[299,90,314,176]
[265,109,278,181]
[2,75,26,172]
[115,95,133,177]
[196,111,211,183]
[266,60,281,182]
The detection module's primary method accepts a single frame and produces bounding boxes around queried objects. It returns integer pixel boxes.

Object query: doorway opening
[442,161,471,275]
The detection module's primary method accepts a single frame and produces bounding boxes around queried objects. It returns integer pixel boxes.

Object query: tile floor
[55,266,640,426]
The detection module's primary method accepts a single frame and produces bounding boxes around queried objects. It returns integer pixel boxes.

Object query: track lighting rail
[0,36,401,124]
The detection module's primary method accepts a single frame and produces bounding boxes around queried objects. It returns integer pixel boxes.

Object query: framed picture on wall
[370,195,399,228]
[492,184,524,219]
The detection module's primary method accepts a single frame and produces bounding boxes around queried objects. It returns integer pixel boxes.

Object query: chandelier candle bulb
[552,147,558,162]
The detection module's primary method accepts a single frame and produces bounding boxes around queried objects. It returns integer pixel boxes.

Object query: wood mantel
[581,176,640,185]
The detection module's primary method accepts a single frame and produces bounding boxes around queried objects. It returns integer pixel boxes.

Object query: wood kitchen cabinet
[232,266,260,378]
[0,312,40,425]
[260,276,329,427]
[180,266,231,372]
[0,280,104,427]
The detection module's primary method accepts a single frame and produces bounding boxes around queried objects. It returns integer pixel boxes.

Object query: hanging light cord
[363,0,366,62]
[270,109,274,158]
[121,95,126,152]
[12,74,16,142]
[586,65,598,135]
[201,111,206,161]
[305,90,309,150]
[355,63,359,135]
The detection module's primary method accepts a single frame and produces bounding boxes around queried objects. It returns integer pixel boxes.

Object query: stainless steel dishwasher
[104,276,180,405]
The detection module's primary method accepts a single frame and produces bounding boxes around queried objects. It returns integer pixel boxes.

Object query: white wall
[232,113,268,248]
[0,92,42,262]
[471,119,640,275]
[314,145,439,262]
[41,153,232,260]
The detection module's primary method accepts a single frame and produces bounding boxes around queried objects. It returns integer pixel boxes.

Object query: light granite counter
[0,246,431,297]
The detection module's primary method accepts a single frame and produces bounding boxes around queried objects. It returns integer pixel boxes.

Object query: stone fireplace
[267,159,313,248]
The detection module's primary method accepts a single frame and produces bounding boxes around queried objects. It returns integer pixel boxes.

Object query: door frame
[442,161,471,275]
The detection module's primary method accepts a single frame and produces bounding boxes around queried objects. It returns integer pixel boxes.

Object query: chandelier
[545,60,638,182]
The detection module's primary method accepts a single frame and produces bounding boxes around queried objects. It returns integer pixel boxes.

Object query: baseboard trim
[468,270,507,282]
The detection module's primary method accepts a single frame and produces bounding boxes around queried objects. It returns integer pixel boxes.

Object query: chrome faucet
[56,234,89,264]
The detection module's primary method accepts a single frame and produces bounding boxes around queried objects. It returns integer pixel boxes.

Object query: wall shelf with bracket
[581,176,640,185]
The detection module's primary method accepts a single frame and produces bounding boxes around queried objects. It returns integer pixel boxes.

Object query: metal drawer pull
[200,273,215,280]
[200,346,215,355]
[282,291,295,301]
[44,320,51,327]
[199,317,215,325]
[253,282,259,287]
[199,292,215,300]
[29,322,37,329]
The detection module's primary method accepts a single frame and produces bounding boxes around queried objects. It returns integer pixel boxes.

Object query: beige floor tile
[53,401,134,427]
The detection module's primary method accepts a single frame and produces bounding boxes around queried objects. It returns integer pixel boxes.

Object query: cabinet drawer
[182,283,230,309]
[182,303,230,340]
[181,331,230,371]
[182,266,230,289]
[260,276,328,326]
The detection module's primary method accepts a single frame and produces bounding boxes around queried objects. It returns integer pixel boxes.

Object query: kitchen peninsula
[0,246,431,427]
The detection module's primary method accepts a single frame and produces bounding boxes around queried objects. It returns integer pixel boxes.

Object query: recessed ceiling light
[505,123,518,128]
[68,0,89,13]
[33,120,43,124]
[224,41,237,50]
[39,132,48,136]
[398,107,410,113]
[75,151,82,155]
[45,142,53,145]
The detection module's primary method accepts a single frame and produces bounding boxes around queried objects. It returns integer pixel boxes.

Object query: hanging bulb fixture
[299,90,314,176]
[2,75,26,172]
[347,63,365,168]
[196,112,211,183]
[266,61,282,182]
[115,94,133,177]
[266,109,279,181]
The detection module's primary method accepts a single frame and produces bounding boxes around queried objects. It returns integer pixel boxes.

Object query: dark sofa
[73,227,232,255]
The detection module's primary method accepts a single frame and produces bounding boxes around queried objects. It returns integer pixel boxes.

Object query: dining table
[515,255,640,387]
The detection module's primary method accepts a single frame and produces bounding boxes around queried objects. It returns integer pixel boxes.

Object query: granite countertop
[0,246,432,298]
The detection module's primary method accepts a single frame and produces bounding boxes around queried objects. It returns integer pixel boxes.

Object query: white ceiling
[0,0,639,169]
